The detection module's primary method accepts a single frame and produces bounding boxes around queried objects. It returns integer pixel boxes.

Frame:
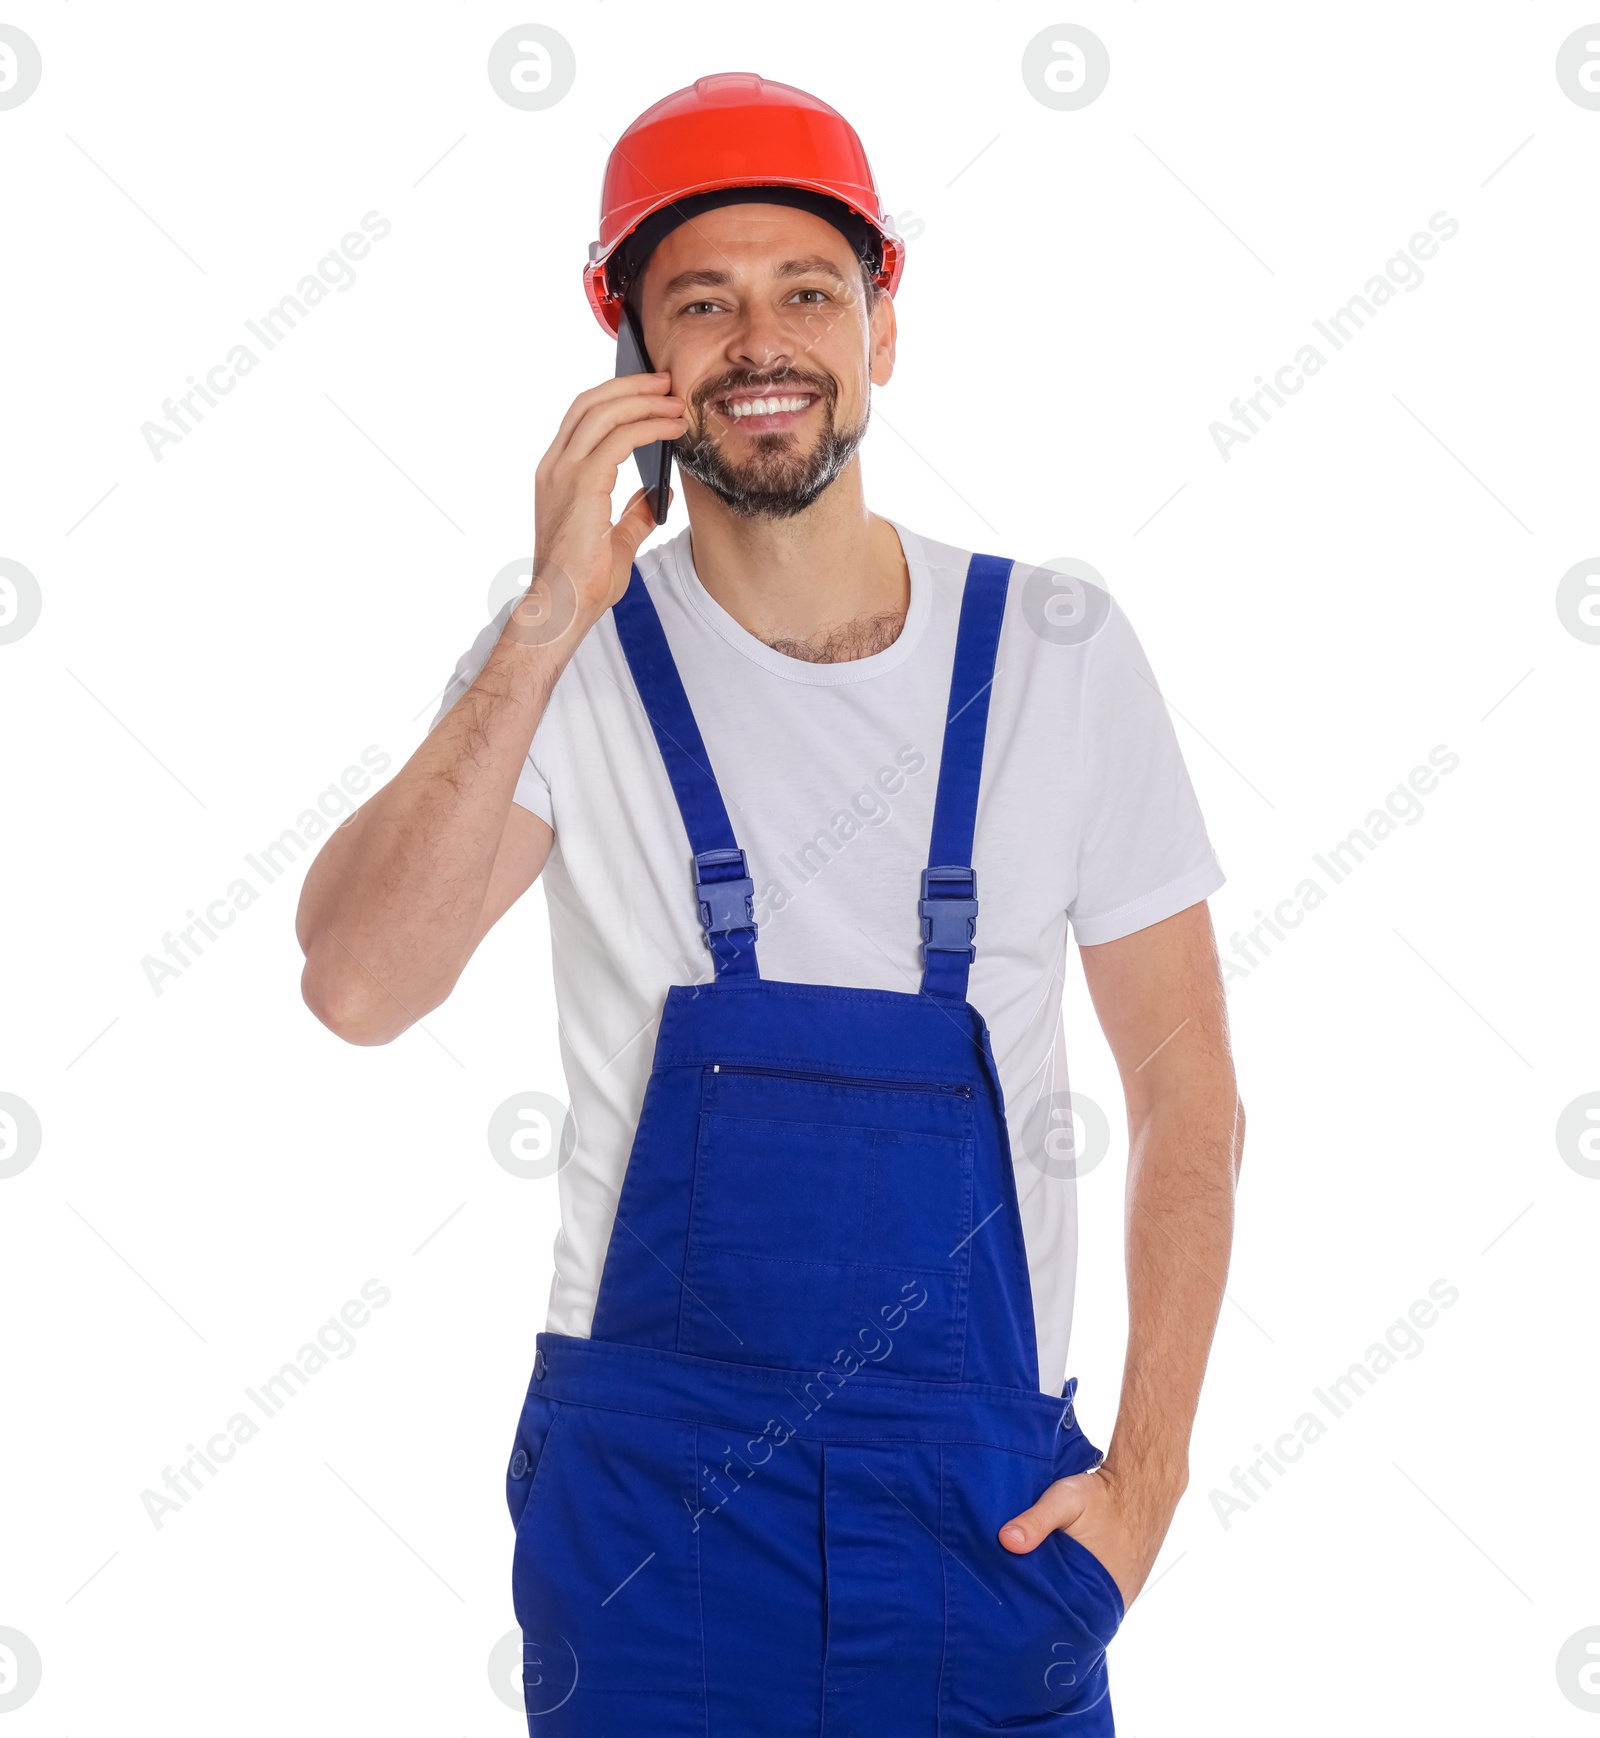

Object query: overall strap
[611,566,759,980]
[920,552,1013,1000]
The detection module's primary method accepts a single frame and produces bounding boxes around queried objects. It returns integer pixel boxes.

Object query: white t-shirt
[434,520,1224,1394]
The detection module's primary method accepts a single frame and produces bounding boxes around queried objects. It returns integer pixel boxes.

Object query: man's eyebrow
[657,266,732,299]
[655,255,850,301]
[773,255,849,286]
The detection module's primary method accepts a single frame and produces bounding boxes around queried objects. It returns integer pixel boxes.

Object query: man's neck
[681,462,910,663]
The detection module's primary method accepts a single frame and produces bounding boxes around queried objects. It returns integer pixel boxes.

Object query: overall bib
[507,552,1125,1735]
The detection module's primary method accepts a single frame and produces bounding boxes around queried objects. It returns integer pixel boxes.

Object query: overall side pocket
[506,1393,567,1534]
[1048,1528,1125,1638]
[511,1400,709,1732]
[939,1443,1120,1730]
[1045,1392,1125,1643]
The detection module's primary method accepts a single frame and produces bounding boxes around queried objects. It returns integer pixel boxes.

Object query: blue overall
[506,552,1124,1734]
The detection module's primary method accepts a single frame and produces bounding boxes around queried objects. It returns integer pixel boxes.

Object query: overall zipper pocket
[710,1063,972,1099]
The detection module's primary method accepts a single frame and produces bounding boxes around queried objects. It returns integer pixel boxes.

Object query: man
[297,72,1242,1736]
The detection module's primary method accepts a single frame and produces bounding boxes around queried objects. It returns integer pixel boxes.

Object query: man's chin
[680,463,833,521]
[674,423,865,521]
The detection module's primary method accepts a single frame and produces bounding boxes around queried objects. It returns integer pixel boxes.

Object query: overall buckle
[694,847,757,942]
[919,865,978,961]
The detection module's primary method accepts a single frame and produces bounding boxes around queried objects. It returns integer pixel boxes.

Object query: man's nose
[725,302,795,375]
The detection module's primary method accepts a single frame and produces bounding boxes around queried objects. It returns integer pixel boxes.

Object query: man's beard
[672,372,868,520]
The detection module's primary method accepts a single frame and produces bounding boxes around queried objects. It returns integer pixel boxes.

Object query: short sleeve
[1067,599,1225,946]
[429,600,555,829]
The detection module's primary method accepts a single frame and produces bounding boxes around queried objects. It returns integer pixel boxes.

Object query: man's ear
[869,289,897,388]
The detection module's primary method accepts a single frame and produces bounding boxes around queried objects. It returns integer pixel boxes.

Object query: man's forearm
[296,607,587,1039]
[1101,1087,1243,1529]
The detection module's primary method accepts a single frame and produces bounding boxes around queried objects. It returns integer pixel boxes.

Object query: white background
[2,3,1597,1732]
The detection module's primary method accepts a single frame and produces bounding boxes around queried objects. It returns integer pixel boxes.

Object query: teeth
[725,395,811,418]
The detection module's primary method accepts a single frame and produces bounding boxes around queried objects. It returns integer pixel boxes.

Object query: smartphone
[614,305,674,527]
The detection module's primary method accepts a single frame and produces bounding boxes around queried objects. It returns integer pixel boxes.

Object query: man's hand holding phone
[509,372,686,651]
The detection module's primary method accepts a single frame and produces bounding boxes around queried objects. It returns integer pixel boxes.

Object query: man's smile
[707,386,823,433]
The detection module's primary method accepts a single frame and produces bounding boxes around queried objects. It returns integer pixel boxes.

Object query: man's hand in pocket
[998,1460,1183,1611]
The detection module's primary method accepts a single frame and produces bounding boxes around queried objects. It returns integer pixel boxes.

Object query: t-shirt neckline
[660,517,931,686]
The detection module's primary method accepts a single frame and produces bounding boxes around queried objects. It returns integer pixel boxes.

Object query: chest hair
[758,609,908,664]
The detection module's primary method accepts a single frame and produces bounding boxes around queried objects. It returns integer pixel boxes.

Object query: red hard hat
[584,72,904,336]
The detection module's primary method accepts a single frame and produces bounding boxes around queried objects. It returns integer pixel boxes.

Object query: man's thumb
[616,485,671,556]
[999,1476,1086,1554]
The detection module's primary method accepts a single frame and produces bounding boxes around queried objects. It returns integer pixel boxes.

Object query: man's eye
[793,289,829,304]
[683,300,722,316]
